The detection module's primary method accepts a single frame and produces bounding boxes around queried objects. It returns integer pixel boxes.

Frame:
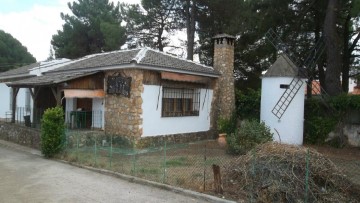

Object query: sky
[0,0,141,62]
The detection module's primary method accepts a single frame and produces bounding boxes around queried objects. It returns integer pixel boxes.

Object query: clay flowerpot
[218,133,227,147]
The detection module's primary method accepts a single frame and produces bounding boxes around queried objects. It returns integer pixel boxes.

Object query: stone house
[2,34,235,144]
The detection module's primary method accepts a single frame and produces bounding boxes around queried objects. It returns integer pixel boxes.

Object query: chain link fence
[60,130,233,193]
[59,130,360,202]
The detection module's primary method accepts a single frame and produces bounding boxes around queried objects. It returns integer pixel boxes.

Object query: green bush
[227,119,273,155]
[304,116,337,145]
[304,94,360,146]
[235,88,261,120]
[41,106,65,158]
[217,114,237,135]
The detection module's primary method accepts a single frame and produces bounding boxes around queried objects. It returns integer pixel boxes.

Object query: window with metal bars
[162,87,200,117]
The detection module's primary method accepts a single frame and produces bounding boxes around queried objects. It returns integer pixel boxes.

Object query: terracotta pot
[217,133,227,147]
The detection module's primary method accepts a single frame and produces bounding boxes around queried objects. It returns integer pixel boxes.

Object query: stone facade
[0,121,40,149]
[212,34,236,122]
[104,69,144,139]
[136,130,215,148]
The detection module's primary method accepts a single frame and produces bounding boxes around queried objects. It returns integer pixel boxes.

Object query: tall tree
[51,0,126,59]
[121,0,179,51]
[0,30,36,72]
[176,0,197,60]
[324,0,343,96]
[341,0,360,92]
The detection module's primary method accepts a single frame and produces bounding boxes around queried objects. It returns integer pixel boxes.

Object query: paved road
[0,145,207,203]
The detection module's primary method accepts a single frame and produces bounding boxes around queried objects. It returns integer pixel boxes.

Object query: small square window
[280,84,290,89]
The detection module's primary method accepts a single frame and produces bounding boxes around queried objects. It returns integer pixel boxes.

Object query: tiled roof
[264,54,298,77]
[138,49,217,75]
[6,71,98,87]
[0,62,39,79]
[48,48,219,77]
[49,49,140,73]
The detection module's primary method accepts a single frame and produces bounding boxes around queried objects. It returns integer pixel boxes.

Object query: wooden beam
[51,86,62,106]
[11,87,19,123]
[161,72,210,84]
[28,88,35,100]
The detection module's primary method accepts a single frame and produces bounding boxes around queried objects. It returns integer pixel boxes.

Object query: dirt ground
[307,144,360,186]
[306,144,360,160]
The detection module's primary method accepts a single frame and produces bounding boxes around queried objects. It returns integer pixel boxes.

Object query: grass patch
[165,157,190,167]
[136,168,160,174]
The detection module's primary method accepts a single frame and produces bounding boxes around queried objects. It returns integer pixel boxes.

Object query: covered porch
[6,71,105,130]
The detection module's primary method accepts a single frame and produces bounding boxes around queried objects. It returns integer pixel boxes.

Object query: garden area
[40,91,360,202]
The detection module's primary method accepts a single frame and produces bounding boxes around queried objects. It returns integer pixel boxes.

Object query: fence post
[76,132,79,162]
[250,149,256,203]
[162,139,167,183]
[109,133,112,168]
[132,137,136,176]
[305,148,310,203]
[94,136,97,166]
[203,142,207,191]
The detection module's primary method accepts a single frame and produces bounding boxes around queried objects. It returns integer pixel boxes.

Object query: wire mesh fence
[59,130,360,202]
[61,130,234,192]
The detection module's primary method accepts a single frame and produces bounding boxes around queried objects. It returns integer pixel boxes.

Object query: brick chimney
[213,33,236,121]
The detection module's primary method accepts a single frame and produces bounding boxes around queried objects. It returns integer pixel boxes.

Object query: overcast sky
[0,0,141,62]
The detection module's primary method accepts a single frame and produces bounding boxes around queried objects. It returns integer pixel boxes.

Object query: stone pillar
[213,34,235,120]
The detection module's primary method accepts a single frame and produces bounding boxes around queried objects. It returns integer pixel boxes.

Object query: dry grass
[223,142,360,203]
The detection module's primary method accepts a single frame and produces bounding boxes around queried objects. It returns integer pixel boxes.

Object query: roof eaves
[0,74,35,82]
[45,63,220,78]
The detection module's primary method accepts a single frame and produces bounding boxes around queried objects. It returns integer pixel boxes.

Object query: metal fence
[6,108,104,130]
[61,131,231,193]
[5,107,45,128]
[59,131,360,202]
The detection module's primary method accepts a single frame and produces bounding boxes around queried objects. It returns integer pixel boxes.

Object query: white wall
[0,83,10,119]
[260,77,306,145]
[141,85,213,137]
[0,84,33,121]
[65,98,76,124]
[92,98,104,129]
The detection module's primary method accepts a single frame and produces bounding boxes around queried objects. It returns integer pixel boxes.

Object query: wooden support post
[51,86,62,106]
[212,164,223,194]
[28,88,35,100]
[11,87,19,123]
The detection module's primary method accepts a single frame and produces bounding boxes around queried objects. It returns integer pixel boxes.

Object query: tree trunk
[342,13,351,93]
[185,0,196,61]
[324,0,342,96]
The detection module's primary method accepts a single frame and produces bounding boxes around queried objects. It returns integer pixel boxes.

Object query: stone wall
[136,130,215,148]
[343,124,360,147]
[104,69,143,139]
[0,121,40,149]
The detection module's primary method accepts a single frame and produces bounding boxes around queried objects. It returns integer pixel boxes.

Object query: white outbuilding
[260,54,306,145]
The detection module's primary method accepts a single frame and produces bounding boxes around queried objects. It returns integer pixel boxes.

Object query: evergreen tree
[51,0,126,59]
[121,0,179,51]
[0,30,36,72]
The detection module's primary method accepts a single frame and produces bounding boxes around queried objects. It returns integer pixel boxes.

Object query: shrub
[217,114,237,135]
[227,119,273,155]
[303,95,360,145]
[304,116,337,145]
[235,88,261,120]
[41,106,65,158]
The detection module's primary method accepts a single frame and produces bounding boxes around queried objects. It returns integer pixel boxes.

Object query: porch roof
[0,62,39,82]
[6,71,98,87]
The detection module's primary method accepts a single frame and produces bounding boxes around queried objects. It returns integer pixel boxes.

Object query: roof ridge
[131,48,148,63]
[145,48,214,70]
